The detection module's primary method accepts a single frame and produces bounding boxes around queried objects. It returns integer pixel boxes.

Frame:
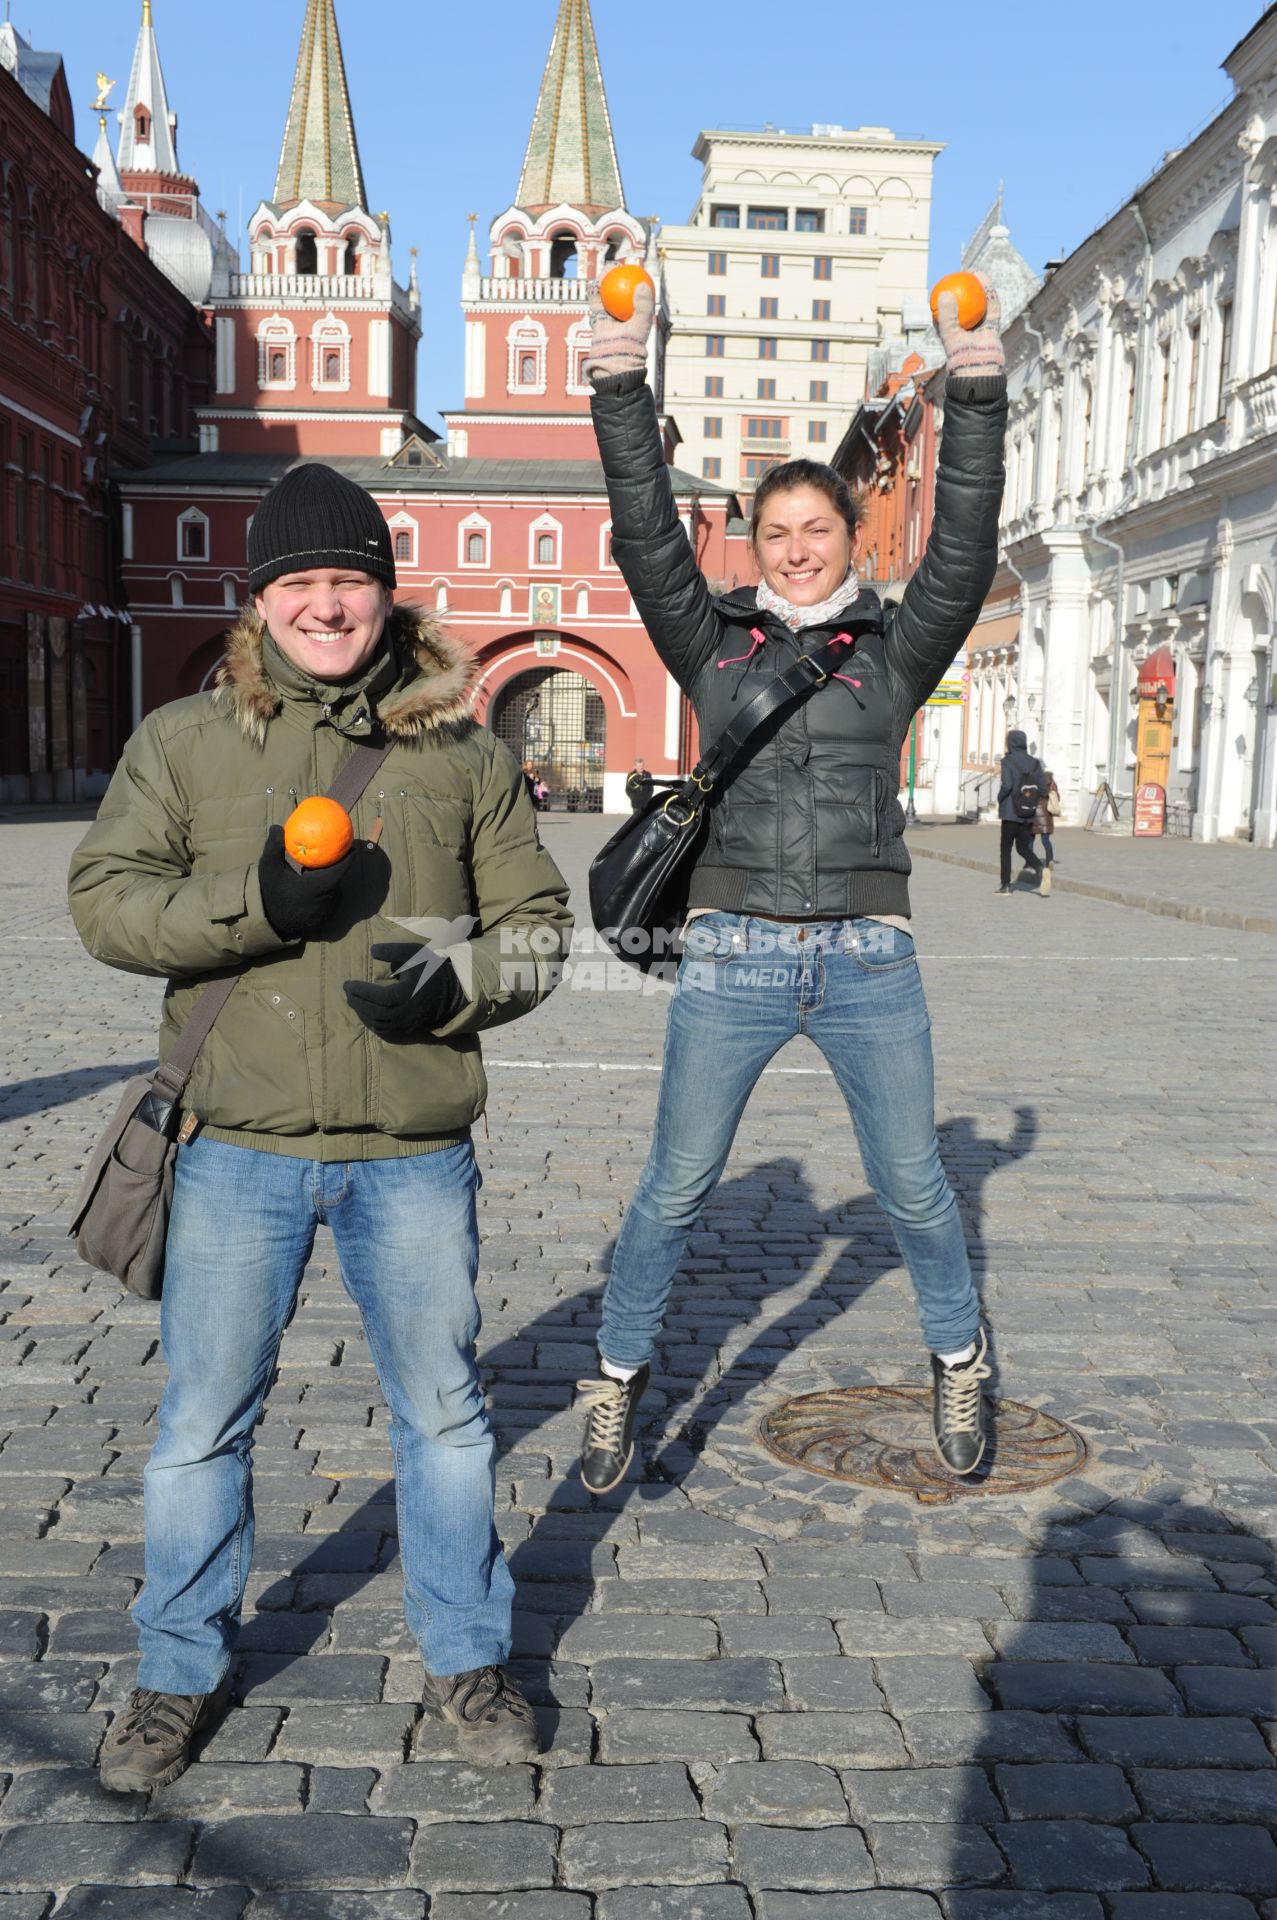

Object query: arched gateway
[489,666,606,810]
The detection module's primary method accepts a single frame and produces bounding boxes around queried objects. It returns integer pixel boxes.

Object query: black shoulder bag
[589,618,879,974]
[69,738,393,1299]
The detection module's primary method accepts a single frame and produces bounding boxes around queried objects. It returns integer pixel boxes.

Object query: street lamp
[1244,677,1259,709]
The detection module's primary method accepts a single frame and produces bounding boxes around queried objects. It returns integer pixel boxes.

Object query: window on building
[757,378,776,400]
[181,518,206,559]
[270,349,287,381]
[744,417,785,439]
[759,337,778,360]
[537,533,556,564]
[343,238,359,276]
[135,107,150,142]
[795,209,825,233]
[760,253,780,279]
[808,420,828,443]
[518,351,538,384]
[295,229,318,276]
[711,205,740,228]
[748,207,788,230]
[742,455,783,480]
[811,339,830,361]
[707,293,726,316]
[704,416,723,438]
[705,375,724,396]
[847,207,867,235]
[702,457,722,479]
[463,531,484,563]
[1218,300,1234,410]
[323,349,342,382]
[1185,323,1200,432]
[708,250,727,275]
[811,299,830,322]
[760,297,778,319]
[1124,354,1137,452]
[394,529,413,562]
[706,334,725,357]
[813,256,833,281]
[809,379,828,402]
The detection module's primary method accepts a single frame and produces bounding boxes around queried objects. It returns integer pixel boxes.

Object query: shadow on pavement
[0,1061,155,1124]
[940,1496,1277,1915]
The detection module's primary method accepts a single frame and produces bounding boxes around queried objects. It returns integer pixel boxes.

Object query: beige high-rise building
[659,125,941,502]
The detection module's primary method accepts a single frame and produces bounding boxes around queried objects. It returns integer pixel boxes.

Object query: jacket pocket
[182,983,318,1134]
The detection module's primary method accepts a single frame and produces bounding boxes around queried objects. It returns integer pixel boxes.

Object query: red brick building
[0,16,211,800]
[119,0,751,810]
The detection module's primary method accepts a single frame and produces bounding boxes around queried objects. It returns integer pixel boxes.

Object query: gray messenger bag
[68,739,392,1298]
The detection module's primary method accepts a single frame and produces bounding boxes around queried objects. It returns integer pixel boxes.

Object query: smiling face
[255,568,393,682]
[753,484,863,606]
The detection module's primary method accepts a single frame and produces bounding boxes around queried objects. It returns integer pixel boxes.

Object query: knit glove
[343,944,468,1042]
[584,278,655,387]
[934,272,1004,382]
[258,824,352,941]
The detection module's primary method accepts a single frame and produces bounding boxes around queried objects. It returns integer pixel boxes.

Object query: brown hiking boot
[99,1679,231,1793]
[423,1663,540,1763]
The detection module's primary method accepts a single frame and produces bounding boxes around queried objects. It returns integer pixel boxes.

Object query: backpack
[1016,779,1041,822]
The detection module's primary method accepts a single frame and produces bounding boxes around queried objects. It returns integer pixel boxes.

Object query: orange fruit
[283,796,354,868]
[929,271,988,331]
[599,262,655,321]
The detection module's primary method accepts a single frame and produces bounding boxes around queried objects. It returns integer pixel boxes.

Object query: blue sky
[34,0,1266,424]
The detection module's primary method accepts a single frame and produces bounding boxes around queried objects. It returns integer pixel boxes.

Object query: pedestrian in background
[575,272,1007,1493]
[1037,768,1061,868]
[625,758,654,812]
[68,465,572,1791]
[997,729,1050,896]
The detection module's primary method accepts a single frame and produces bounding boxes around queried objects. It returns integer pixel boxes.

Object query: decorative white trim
[507,318,548,395]
[464,321,486,400]
[256,314,297,391]
[311,312,352,391]
[474,643,637,718]
[458,511,491,570]
[176,506,209,564]
[566,316,594,397]
[387,510,418,568]
[599,520,615,570]
[215,317,236,395]
[529,512,561,570]
[195,409,422,424]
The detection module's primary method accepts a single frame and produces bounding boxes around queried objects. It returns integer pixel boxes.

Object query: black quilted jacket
[590,368,1007,920]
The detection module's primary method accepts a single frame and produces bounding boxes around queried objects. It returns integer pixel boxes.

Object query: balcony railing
[1132,420,1225,504]
[218,271,416,319]
[1241,366,1277,439]
[740,436,791,456]
[476,276,592,303]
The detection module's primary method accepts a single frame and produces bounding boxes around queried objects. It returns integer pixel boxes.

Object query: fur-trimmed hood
[212,601,478,747]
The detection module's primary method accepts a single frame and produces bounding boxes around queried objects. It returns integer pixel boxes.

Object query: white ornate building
[997,9,1277,844]
[659,123,940,500]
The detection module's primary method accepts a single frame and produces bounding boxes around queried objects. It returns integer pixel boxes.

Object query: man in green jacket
[68,465,573,1788]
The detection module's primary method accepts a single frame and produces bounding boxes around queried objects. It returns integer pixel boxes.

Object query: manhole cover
[758,1386,1087,1505]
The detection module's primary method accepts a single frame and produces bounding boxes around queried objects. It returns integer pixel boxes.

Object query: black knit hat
[248,464,396,592]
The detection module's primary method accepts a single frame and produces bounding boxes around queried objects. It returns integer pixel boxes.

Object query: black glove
[258,823,352,941]
[343,943,468,1042]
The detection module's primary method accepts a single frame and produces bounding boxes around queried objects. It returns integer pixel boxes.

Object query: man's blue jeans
[135,1136,512,1692]
[601,915,980,1367]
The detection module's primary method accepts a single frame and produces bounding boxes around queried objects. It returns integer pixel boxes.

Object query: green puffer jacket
[67,604,573,1161]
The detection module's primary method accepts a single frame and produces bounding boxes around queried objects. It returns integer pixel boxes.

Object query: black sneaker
[996,885,1013,895]
[931,1329,992,1476]
[423,1663,540,1763]
[99,1679,231,1793]
[577,1362,650,1494]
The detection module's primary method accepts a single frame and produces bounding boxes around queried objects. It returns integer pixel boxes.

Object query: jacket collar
[712,582,883,639]
[212,602,478,747]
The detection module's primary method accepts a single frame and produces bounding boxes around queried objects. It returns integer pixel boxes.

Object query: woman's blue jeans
[600,915,980,1367]
[135,1136,512,1693]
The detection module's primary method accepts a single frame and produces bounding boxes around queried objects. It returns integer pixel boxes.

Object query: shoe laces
[447,1665,533,1727]
[938,1332,991,1435]
[577,1374,630,1453]
[116,1688,201,1747]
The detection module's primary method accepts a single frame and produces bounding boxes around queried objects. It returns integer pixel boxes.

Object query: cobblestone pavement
[1,809,1275,1919]
[909,822,1277,934]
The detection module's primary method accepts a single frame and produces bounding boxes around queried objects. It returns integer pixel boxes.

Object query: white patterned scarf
[756,564,862,632]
